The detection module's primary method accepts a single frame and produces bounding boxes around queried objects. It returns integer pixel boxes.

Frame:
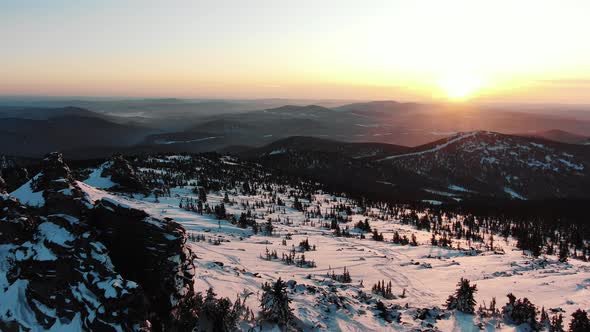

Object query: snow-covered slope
[80,154,590,330]
[9,173,45,207]
[2,152,589,331]
[378,131,590,199]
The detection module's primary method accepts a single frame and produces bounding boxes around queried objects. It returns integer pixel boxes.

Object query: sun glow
[439,74,482,101]
[2,1,590,101]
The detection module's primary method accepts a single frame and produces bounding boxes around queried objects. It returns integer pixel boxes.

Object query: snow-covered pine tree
[446,278,477,314]
[502,293,538,328]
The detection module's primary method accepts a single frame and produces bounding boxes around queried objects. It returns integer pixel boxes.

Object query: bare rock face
[91,199,197,330]
[1,153,197,331]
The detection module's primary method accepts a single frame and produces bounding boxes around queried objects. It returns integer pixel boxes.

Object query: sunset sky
[2,0,590,102]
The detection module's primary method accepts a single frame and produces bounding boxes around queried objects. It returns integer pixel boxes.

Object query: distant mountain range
[523,129,590,145]
[0,107,156,157]
[4,126,589,201]
[1,101,590,159]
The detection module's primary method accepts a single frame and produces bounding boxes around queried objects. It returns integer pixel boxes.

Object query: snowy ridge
[378,131,479,161]
[503,187,526,200]
[375,130,590,199]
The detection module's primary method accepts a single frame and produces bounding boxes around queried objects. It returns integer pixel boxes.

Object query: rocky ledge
[1,153,196,331]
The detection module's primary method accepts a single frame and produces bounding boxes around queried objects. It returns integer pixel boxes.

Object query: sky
[2,0,590,103]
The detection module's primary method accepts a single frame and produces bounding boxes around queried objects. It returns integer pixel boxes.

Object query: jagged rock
[25,152,90,217]
[0,195,38,245]
[1,155,198,331]
[0,157,29,193]
[91,199,196,330]
[101,155,148,193]
[0,201,149,330]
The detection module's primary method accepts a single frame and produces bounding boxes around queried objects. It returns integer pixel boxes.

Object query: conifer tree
[559,241,569,263]
[550,314,564,332]
[569,309,590,332]
[260,278,293,328]
[198,187,207,202]
[446,278,477,314]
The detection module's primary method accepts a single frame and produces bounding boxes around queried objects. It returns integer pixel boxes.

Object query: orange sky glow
[2,0,590,103]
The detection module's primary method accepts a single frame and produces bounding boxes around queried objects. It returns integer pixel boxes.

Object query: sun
[439,75,481,101]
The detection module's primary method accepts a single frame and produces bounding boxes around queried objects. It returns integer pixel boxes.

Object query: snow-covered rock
[1,153,197,331]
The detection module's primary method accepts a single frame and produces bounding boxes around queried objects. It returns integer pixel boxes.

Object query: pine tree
[569,309,590,332]
[502,294,538,327]
[293,197,303,211]
[559,241,569,262]
[199,288,245,332]
[392,231,401,244]
[375,300,392,322]
[298,238,311,251]
[550,314,564,332]
[198,187,207,202]
[260,278,293,328]
[489,297,498,317]
[372,229,384,241]
[446,278,477,314]
[410,233,418,246]
[252,222,259,234]
[540,306,549,327]
[430,233,438,246]
[265,220,274,235]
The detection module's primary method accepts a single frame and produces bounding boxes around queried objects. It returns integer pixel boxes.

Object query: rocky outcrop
[91,199,196,330]
[101,155,148,193]
[0,156,29,193]
[0,211,150,331]
[1,153,197,331]
[30,152,89,217]
[0,194,38,245]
